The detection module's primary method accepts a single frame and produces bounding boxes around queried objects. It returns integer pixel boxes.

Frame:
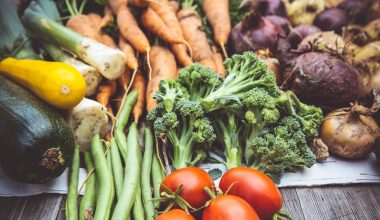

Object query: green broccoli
[154,80,188,112]
[246,116,317,179]
[147,100,216,169]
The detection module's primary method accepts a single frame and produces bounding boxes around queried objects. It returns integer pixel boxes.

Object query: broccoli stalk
[211,110,244,169]
[147,101,215,169]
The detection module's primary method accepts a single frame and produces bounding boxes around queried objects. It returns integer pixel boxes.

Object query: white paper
[0,154,379,197]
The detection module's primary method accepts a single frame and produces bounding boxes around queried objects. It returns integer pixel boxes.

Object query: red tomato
[161,167,214,209]
[156,209,195,220]
[219,167,283,220]
[202,195,260,220]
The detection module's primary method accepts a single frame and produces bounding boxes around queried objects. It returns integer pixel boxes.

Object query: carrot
[99,7,113,29]
[146,46,177,112]
[130,71,146,123]
[168,1,180,12]
[203,0,231,58]
[171,44,193,67]
[66,15,101,40]
[119,36,139,71]
[96,80,117,107]
[100,34,117,48]
[177,6,217,71]
[129,0,149,8]
[117,68,132,91]
[87,13,102,27]
[200,57,217,72]
[212,46,226,78]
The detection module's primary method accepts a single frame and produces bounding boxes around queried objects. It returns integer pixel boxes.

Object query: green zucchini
[0,75,75,183]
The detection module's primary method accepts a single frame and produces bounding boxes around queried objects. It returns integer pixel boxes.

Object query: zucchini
[0,75,75,183]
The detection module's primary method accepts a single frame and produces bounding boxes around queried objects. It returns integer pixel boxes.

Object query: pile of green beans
[65,91,165,220]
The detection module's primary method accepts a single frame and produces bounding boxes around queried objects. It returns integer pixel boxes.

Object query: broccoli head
[154,80,189,112]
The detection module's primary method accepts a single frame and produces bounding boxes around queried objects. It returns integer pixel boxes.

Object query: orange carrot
[171,44,193,67]
[129,0,149,8]
[200,57,217,72]
[130,71,146,123]
[177,7,217,71]
[66,15,101,40]
[146,46,177,112]
[212,46,226,78]
[117,68,132,91]
[96,80,117,107]
[87,13,102,27]
[100,34,117,48]
[99,7,113,29]
[203,0,231,58]
[168,0,180,12]
[118,36,139,71]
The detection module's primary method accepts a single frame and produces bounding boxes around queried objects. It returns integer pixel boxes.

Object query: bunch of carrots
[63,0,230,120]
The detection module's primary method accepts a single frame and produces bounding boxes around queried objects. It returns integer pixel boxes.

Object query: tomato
[219,167,283,220]
[156,209,195,220]
[202,195,260,220]
[161,167,214,209]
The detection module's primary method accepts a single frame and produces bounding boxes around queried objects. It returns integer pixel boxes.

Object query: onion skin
[282,52,363,108]
[294,24,321,39]
[286,0,325,26]
[314,8,349,33]
[229,12,285,54]
[320,107,380,159]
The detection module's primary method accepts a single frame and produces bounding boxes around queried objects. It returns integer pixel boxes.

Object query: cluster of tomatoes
[156,167,284,220]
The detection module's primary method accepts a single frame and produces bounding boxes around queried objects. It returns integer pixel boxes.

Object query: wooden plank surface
[0,184,379,220]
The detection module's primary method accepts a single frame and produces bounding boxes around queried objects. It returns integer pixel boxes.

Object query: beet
[282,52,363,107]
[257,0,287,17]
[229,12,285,54]
[338,0,372,24]
[294,24,321,39]
[314,8,349,33]
[265,15,292,34]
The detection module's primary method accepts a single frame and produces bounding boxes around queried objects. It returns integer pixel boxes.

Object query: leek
[22,1,125,80]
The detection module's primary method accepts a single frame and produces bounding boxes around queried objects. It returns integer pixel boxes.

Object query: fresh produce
[0,74,75,183]
[258,0,288,17]
[337,0,372,24]
[79,152,96,220]
[66,145,80,220]
[66,98,109,150]
[294,24,321,39]
[156,209,195,220]
[229,12,285,54]
[265,15,292,34]
[131,71,147,123]
[281,52,363,108]
[0,58,86,109]
[160,167,214,209]
[320,105,380,159]
[202,195,260,220]
[110,138,124,199]
[90,134,115,220]
[314,8,348,33]
[22,1,126,80]
[219,167,283,219]
[141,128,155,220]
[286,0,325,26]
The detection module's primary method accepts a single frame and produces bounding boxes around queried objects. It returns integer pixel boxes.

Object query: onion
[294,24,321,39]
[338,0,372,24]
[363,19,380,42]
[286,0,325,26]
[320,105,380,159]
[281,52,363,108]
[258,0,288,17]
[265,15,292,34]
[324,0,344,8]
[229,12,285,54]
[313,8,349,33]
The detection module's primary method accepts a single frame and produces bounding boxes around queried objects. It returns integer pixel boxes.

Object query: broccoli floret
[247,116,317,179]
[177,63,222,102]
[210,109,244,169]
[154,80,188,112]
[200,52,280,112]
[147,99,216,169]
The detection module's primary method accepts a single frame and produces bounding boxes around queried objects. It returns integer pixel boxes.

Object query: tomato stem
[204,187,217,199]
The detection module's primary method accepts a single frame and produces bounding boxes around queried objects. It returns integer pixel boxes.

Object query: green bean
[111,123,141,220]
[132,183,145,220]
[105,143,114,220]
[141,128,155,220]
[115,90,138,130]
[110,138,124,199]
[115,128,128,161]
[91,134,114,220]
[79,152,96,220]
[152,152,164,208]
[66,145,80,220]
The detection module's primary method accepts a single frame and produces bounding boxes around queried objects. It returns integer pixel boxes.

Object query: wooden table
[1,184,379,220]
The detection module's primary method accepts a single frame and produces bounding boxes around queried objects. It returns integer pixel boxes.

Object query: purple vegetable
[229,12,285,54]
[294,24,321,39]
[257,0,287,17]
[314,8,349,33]
[266,15,292,34]
[281,52,363,107]
[338,0,371,24]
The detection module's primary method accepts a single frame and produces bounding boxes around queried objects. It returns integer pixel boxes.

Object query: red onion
[229,12,285,54]
[314,8,349,33]
[265,15,292,34]
[294,24,321,39]
[281,52,364,108]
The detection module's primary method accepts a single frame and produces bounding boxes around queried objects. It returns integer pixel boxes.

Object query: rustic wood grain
[7,197,29,220]
[296,186,356,220]
[280,188,305,220]
[342,185,380,220]
[0,197,15,219]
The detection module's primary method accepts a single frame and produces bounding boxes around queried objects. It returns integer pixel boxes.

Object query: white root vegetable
[67,98,109,150]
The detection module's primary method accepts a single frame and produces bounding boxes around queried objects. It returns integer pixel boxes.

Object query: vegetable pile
[1,0,380,219]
